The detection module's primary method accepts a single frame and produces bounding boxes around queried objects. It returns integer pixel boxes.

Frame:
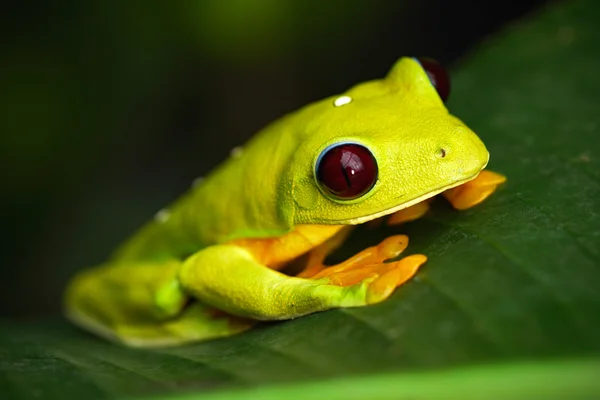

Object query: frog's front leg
[442,170,507,210]
[386,170,507,226]
[178,243,427,320]
[386,201,432,226]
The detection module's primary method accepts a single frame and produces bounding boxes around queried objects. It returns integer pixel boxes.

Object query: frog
[64,57,506,347]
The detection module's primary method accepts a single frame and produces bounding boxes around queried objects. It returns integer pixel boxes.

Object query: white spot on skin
[192,176,204,187]
[333,95,352,107]
[154,209,171,223]
[230,146,243,158]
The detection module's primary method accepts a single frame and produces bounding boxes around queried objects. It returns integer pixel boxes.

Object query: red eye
[417,57,450,102]
[316,143,378,200]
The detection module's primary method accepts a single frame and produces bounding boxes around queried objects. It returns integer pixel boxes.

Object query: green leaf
[3,0,600,399]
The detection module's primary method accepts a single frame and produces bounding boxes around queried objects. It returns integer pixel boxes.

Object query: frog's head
[284,57,489,225]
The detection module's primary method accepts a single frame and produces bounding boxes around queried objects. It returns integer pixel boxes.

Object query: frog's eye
[416,57,450,102]
[316,143,378,200]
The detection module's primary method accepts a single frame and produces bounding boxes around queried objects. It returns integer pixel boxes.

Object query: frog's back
[111,114,303,263]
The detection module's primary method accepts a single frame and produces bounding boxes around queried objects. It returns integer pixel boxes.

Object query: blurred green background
[1,0,552,318]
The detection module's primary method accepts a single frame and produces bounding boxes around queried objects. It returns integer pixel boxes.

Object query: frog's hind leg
[300,235,426,302]
[65,259,254,347]
[299,233,412,278]
[69,300,254,348]
[178,242,426,321]
[296,227,353,278]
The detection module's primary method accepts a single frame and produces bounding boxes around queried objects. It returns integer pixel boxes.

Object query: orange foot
[443,170,507,210]
[299,234,427,303]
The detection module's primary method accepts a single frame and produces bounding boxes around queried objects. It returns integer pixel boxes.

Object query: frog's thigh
[111,302,253,348]
[65,260,253,347]
[179,244,426,320]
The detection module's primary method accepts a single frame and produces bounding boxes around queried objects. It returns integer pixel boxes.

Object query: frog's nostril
[436,148,447,158]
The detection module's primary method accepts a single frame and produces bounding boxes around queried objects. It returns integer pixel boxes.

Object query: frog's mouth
[343,165,488,226]
[348,177,471,225]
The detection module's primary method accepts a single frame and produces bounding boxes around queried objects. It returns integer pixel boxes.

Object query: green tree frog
[65,57,506,347]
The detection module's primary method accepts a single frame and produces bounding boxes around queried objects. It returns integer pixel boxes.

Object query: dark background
[1,0,554,318]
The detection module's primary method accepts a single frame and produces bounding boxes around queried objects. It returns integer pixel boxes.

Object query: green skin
[64,58,490,347]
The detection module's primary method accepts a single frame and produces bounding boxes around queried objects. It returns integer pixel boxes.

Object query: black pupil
[316,144,378,200]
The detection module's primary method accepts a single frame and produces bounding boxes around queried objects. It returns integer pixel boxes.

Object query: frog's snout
[431,126,490,180]
[434,148,447,159]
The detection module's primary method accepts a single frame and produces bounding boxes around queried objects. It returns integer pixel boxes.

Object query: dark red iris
[417,57,450,102]
[316,144,378,200]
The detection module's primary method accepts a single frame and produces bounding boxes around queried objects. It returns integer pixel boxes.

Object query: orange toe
[444,170,507,210]
[366,254,427,303]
